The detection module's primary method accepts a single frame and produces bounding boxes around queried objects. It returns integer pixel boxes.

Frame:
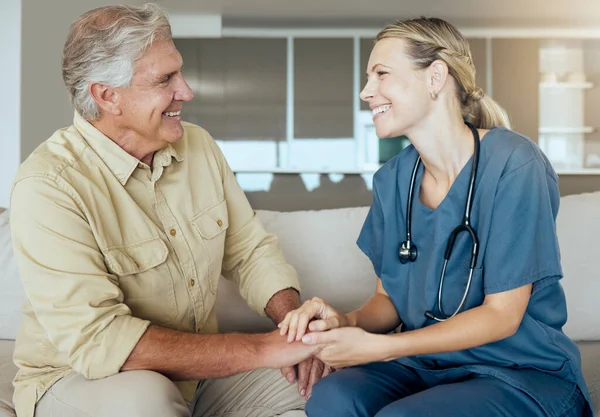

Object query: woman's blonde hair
[377,17,510,129]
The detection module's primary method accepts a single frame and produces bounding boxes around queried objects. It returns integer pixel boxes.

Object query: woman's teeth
[163,111,181,117]
[372,105,391,116]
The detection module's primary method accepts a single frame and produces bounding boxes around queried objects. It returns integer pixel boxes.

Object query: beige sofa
[1,193,600,416]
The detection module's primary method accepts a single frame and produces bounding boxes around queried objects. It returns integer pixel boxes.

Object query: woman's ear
[427,60,449,99]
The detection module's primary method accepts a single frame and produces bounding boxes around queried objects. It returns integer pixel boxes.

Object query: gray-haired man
[10,4,329,417]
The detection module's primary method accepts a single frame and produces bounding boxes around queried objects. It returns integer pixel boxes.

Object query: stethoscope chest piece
[399,241,417,264]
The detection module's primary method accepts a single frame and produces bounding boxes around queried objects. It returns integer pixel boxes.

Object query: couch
[1,192,600,416]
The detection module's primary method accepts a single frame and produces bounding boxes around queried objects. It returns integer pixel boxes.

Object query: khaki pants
[34,369,307,417]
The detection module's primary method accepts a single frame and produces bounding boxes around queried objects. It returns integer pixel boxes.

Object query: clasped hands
[278,297,383,376]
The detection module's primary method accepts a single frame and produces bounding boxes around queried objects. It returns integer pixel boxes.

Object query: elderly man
[10,4,329,417]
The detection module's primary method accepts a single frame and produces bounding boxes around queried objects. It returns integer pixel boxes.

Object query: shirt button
[217,219,223,227]
[189,279,195,287]
[169,228,177,237]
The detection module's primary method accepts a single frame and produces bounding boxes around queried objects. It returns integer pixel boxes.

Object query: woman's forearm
[346,293,402,334]
[378,303,520,361]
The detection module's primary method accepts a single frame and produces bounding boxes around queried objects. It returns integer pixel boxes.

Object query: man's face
[116,39,194,147]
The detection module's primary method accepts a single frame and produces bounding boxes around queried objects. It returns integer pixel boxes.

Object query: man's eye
[377,71,388,77]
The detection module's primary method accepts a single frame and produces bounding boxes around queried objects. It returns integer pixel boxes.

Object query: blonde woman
[279,17,591,417]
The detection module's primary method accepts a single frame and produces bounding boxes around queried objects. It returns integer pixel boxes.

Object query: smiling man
[9,4,328,417]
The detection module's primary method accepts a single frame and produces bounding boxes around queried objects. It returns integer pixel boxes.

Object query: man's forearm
[265,287,302,324]
[121,289,304,380]
[121,325,266,380]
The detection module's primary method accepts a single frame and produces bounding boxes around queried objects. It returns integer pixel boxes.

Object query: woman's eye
[377,71,388,77]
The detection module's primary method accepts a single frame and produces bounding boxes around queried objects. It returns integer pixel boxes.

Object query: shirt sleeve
[207,138,300,316]
[482,157,563,295]
[10,176,150,380]
[357,178,384,278]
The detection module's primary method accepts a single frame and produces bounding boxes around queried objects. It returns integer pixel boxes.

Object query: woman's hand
[278,297,350,343]
[302,327,387,369]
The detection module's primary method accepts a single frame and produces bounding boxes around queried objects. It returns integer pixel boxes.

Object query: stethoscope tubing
[401,121,481,322]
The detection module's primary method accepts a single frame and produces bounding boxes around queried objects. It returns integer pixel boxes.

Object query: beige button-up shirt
[10,112,300,417]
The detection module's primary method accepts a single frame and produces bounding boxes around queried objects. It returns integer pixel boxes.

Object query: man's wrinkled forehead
[133,40,183,81]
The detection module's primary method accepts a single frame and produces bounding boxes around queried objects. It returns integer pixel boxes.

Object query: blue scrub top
[357,127,592,416]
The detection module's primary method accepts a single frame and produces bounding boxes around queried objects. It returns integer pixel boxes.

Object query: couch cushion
[0,210,25,340]
[557,192,600,341]
[577,341,600,414]
[0,340,16,417]
[216,207,375,333]
[215,197,600,341]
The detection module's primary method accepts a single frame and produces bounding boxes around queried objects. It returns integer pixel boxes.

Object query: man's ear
[427,59,450,97]
[89,82,122,116]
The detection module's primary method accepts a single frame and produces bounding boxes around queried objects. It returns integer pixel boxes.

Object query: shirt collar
[73,111,183,185]
[160,142,184,165]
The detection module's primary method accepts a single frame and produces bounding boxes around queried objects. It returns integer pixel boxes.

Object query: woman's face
[360,38,432,139]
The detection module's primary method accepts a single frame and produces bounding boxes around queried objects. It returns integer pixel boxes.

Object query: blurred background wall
[3,0,600,210]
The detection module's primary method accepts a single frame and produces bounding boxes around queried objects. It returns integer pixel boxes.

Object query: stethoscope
[398,122,480,322]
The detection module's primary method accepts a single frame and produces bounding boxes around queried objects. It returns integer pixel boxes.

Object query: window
[174,34,513,177]
[175,38,286,170]
[294,38,353,139]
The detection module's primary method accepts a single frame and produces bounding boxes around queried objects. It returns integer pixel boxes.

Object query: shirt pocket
[103,237,177,326]
[191,199,229,294]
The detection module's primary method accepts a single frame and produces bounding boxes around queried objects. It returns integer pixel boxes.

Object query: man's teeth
[372,105,391,116]
[163,111,181,117]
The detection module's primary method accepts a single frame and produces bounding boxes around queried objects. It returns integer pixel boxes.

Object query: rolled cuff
[248,264,301,317]
[85,315,151,379]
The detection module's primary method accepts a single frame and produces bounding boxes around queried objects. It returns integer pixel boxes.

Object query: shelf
[233,167,380,174]
[539,82,594,89]
[555,168,600,175]
[539,127,595,134]
[234,166,600,176]
[218,27,600,40]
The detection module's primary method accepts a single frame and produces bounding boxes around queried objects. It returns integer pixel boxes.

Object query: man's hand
[258,330,323,370]
[264,289,333,398]
[280,357,332,400]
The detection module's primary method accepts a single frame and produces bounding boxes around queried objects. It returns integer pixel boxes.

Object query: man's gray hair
[62,3,172,120]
